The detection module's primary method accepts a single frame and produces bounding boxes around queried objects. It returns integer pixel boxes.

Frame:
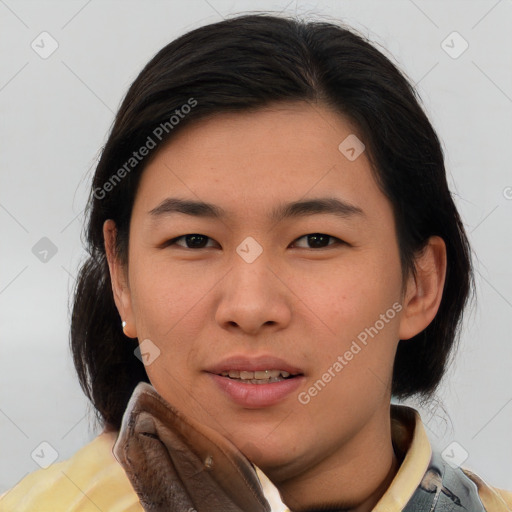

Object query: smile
[219,369,297,384]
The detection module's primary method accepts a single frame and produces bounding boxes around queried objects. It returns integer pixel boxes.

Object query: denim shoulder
[404,451,512,512]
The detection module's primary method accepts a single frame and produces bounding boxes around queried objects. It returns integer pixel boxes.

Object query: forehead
[132,102,389,226]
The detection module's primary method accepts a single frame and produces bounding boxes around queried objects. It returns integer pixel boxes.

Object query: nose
[214,252,292,336]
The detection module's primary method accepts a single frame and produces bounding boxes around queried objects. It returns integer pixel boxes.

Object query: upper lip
[205,355,304,375]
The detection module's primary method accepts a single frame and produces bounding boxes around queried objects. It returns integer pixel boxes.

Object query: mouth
[205,355,305,408]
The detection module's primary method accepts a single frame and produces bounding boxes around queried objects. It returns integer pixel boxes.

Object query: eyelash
[164,233,346,250]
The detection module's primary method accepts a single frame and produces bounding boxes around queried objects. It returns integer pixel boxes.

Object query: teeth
[220,370,293,380]
[254,370,280,379]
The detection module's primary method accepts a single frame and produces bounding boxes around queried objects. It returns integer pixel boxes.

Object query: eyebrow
[148,197,365,223]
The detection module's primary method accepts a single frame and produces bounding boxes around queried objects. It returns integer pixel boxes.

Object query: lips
[205,355,305,408]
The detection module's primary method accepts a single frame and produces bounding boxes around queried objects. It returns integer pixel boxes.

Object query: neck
[270,406,401,512]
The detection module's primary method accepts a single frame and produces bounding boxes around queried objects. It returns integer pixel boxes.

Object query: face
[106,102,438,485]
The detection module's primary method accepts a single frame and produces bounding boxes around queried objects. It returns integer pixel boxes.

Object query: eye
[291,233,345,249]
[166,234,218,249]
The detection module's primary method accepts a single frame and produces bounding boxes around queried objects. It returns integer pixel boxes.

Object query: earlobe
[103,220,137,338]
[398,236,447,340]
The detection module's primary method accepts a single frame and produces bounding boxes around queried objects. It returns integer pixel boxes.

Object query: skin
[104,101,446,511]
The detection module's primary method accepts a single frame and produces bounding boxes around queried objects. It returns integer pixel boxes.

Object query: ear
[398,236,447,340]
[103,219,137,338]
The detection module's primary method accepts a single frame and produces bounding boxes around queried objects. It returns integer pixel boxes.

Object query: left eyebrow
[148,196,365,222]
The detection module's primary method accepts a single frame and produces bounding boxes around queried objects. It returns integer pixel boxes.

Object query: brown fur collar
[113,381,271,512]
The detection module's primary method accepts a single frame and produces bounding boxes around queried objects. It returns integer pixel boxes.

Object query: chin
[234,435,297,472]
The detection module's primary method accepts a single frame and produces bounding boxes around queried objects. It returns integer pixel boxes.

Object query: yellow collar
[255,404,432,512]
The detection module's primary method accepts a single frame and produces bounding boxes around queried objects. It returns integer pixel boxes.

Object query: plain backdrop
[1,0,511,497]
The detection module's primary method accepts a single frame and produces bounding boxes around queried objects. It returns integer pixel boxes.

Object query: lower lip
[207,373,305,408]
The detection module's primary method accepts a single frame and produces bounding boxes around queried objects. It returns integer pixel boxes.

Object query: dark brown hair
[71,13,473,430]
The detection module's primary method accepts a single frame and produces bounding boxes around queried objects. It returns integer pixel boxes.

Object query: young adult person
[2,13,510,512]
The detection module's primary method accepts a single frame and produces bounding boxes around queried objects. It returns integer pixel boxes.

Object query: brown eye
[292,233,344,249]
[167,234,216,249]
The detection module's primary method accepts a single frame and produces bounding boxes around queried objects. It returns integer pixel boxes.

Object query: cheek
[292,254,402,336]
[292,258,403,402]
[298,266,402,416]
[128,257,212,345]
[128,264,208,395]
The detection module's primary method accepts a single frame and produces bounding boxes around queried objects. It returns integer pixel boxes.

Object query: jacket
[1,382,511,511]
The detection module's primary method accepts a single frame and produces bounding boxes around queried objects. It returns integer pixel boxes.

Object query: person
[1,12,510,512]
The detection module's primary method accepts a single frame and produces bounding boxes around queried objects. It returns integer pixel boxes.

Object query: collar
[373,404,432,511]
[255,404,432,512]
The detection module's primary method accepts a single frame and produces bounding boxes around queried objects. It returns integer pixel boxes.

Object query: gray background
[1,0,511,497]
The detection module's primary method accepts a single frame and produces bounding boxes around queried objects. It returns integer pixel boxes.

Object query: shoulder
[462,468,512,512]
[0,431,143,512]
